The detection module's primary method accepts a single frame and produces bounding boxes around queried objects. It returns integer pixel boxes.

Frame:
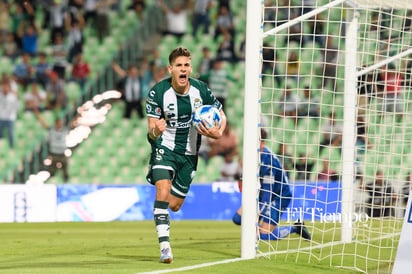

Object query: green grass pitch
[0,220,398,274]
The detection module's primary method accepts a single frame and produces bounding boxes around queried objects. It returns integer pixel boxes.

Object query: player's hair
[168,47,191,65]
[260,128,268,140]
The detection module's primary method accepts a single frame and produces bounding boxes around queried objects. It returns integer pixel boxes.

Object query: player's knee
[169,204,181,212]
[232,212,241,225]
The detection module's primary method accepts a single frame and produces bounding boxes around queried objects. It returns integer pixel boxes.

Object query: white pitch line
[137,232,401,274]
[136,257,252,274]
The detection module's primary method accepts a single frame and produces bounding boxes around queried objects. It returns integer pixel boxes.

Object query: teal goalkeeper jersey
[146,77,222,155]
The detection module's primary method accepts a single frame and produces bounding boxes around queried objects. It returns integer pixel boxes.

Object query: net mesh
[257,0,412,272]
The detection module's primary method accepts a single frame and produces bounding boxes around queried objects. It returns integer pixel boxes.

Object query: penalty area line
[136,256,252,274]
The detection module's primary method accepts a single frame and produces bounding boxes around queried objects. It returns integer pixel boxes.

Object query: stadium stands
[2,1,411,185]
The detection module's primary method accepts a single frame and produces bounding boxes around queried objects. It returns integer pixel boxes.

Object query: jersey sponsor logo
[168,120,192,129]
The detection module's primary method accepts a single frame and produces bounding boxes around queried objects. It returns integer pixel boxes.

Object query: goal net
[241,0,412,273]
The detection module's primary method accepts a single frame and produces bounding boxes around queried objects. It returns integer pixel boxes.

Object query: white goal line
[136,231,400,274]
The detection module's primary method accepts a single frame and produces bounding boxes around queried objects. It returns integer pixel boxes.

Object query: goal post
[240,0,263,259]
[242,0,412,272]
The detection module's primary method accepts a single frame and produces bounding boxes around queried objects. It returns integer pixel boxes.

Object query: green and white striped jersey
[146,77,222,155]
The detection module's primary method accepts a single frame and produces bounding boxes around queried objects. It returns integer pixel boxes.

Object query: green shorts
[146,146,198,198]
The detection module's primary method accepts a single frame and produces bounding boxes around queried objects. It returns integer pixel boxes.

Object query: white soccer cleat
[159,247,173,264]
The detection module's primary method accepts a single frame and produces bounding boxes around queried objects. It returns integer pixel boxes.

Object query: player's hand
[155,118,166,135]
[196,120,221,139]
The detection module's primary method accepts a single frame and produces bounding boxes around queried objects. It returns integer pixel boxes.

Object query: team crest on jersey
[193,98,202,109]
[155,107,161,115]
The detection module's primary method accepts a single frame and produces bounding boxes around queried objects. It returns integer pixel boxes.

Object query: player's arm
[148,116,166,140]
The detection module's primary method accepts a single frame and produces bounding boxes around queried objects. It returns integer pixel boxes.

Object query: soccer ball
[192,105,221,129]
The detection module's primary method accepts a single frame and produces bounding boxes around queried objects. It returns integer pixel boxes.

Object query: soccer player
[232,129,311,241]
[145,47,227,263]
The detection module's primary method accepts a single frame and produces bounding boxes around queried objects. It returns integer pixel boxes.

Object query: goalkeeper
[232,129,311,241]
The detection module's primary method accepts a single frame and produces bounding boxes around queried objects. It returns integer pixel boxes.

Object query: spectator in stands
[208,122,238,162]
[46,70,68,111]
[217,0,231,11]
[357,69,375,117]
[11,3,33,50]
[192,0,213,40]
[276,142,294,177]
[150,66,167,87]
[238,35,246,61]
[263,0,277,27]
[43,0,67,44]
[261,43,281,86]
[34,109,71,182]
[356,115,372,154]
[1,73,19,94]
[13,52,34,89]
[321,36,339,92]
[50,33,68,79]
[66,9,85,63]
[362,170,395,218]
[294,153,315,181]
[150,48,166,68]
[307,13,326,47]
[0,1,10,45]
[301,0,315,15]
[200,58,237,111]
[24,81,47,112]
[83,0,98,26]
[219,154,241,182]
[286,51,300,83]
[285,11,307,47]
[197,46,214,78]
[18,21,40,57]
[70,52,90,90]
[128,0,146,22]
[298,85,320,118]
[68,0,85,23]
[319,111,342,151]
[111,61,145,119]
[317,159,339,182]
[277,85,301,121]
[216,32,237,64]
[214,5,235,42]
[377,64,404,122]
[34,52,52,88]
[159,0,189,41]
[95,0,115,43]
[3,32,19,61]
[0,81,20,149]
